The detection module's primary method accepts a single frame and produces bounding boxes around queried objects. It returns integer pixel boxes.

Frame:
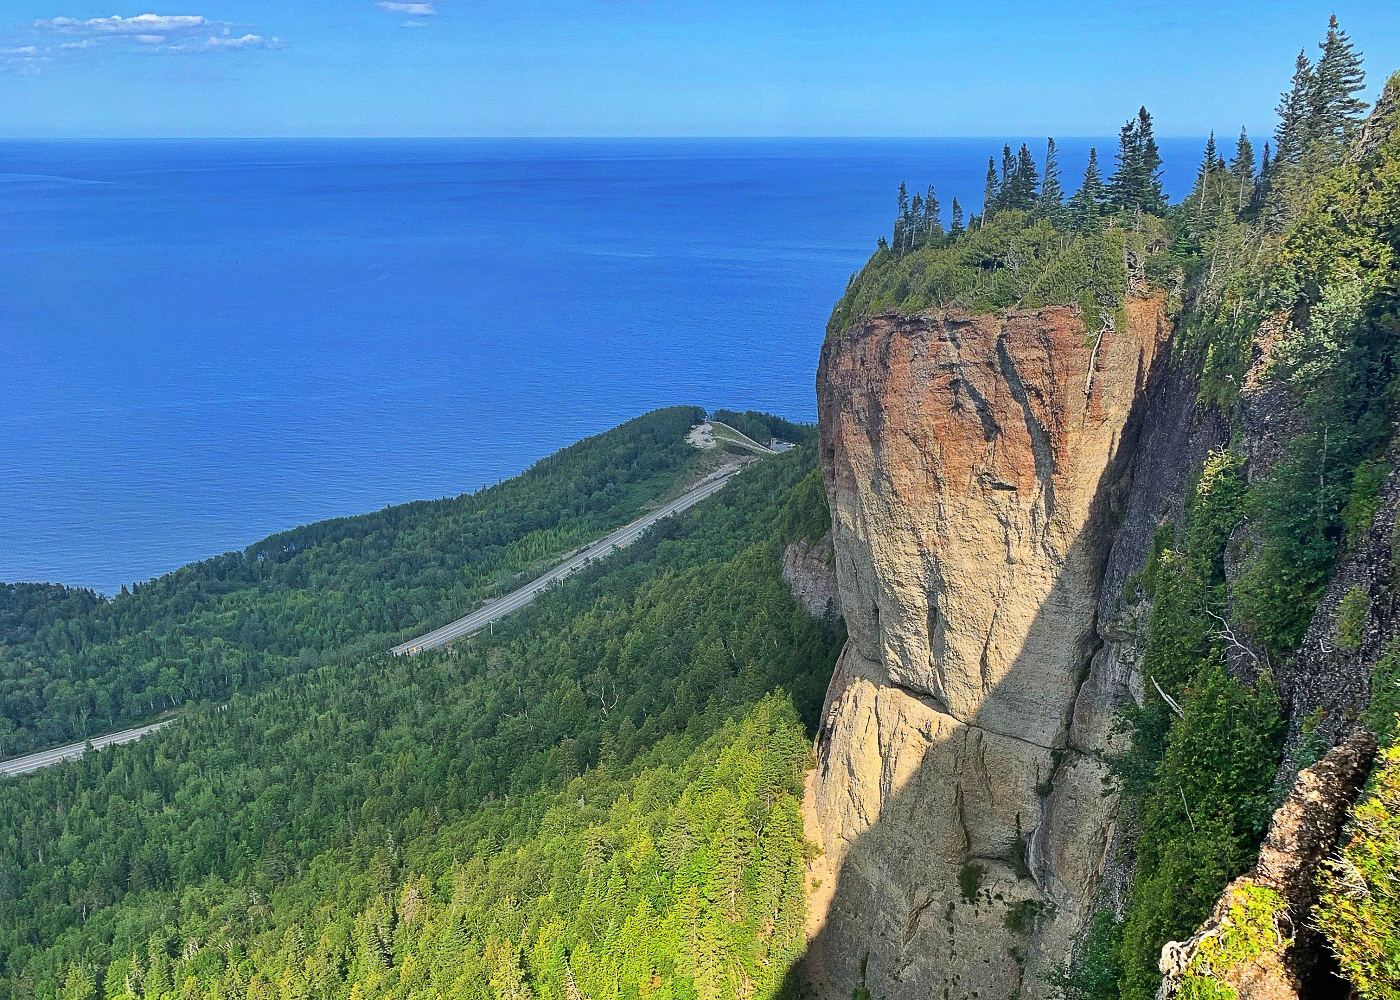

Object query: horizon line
[0,132,1225,142]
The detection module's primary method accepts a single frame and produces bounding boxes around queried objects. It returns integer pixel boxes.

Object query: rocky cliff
[802,296,1174,997]
[1157,730,1378,1000]
[782,532,843,628]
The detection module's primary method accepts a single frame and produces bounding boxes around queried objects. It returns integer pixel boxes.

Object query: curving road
[0,720,175,778]
[0,463,746,774]
[392,465,742,655]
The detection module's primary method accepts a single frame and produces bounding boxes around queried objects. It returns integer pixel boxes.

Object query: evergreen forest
[0,423,843,999]
[0,407,709,759]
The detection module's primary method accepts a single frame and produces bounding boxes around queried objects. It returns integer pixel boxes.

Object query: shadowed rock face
[804,298,1170,998]
[782,532,843,628]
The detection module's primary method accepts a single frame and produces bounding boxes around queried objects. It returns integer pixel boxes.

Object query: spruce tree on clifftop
[1229,128,1256,212]
[998,144,1017,210]
[1008,143,1040,210]
[1039,137,1065,222]
[1070,147,1105,230]
[924,184,943,242]
[1107,106,1166,215]
[1310,14,1368,146]
[1274,50,1316,166]
[983,156,999,220]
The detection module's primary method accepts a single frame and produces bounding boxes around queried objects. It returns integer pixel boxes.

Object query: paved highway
[0,720,175,778]
[392,465,742,655]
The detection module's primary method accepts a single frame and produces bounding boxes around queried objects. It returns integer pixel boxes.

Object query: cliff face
[782,533,843,628]
[804,297,1172,997]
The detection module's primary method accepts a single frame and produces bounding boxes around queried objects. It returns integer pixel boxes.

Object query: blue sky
[2,1,1400,138]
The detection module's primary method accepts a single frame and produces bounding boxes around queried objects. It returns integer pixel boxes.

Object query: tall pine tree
[893,182,910,253]
[1199,132,1219,178]
[1310,14,1367,145]
[1008,143,1040,209]
[1229,127,1255,211]
[1107,117,1140,210]
[998,144,1017,210]
[1249,140,1273,217]
[908,191,924,254]
[924,185,943,241]
[983,156,999,220]
[1275,50,1316,165]
[1070,147,1104,229]
[950,197,965,235]
[1039,137,1064,217]
[1107,107,1166,214]
[1137,106,1166,213]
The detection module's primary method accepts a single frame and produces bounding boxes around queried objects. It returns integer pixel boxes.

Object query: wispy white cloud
[377,2,437,14]
[201,33,278,50]
[375,0,448,23]
[39,14,209,37]
[1,43,49,74]
[10,12,284,69]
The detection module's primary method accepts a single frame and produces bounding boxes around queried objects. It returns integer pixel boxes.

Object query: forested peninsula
[3,15,1400,1000]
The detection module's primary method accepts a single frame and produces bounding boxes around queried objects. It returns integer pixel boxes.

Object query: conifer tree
[950,197,965,235]
[983,157,999,220]
[1252,141,1273,217]
[1108,117,1140,210]
[924,184,943,239]
[1107,107,1165,214]
[1070,147,1104,229]
[1039,137,1064,217]
[999,144,1017,210]
[1229,127,1256,211]
[1199,132,1218,178]
[1009,143,1040,209]
[1310,14,1367,145]
[1193,133,1218,222]
[893,181,910,253]
[908,192,924,254]
[1137,106,1166,212]
[1275,50,1316,165]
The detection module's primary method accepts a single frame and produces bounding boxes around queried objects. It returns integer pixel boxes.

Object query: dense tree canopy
[0,408,707,758]
[0,442,842,999]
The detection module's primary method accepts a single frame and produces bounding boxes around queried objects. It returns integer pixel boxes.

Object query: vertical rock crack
[995,336,1056,526]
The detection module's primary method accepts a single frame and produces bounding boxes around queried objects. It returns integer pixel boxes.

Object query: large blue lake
[1,138,1202,594]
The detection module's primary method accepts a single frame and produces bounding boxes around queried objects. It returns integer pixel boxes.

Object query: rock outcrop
[803,297,1172,997]
[782,533,842,628]
[1157,730,1378,1000]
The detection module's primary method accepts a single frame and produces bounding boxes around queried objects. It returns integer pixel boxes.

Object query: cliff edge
[802,296,1170,997]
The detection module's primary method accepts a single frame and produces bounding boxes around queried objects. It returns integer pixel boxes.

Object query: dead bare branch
[1202,606,1263,668]
[1150,675,1185,719]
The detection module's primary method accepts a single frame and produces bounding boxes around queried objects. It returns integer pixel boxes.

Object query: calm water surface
[0,138,1202,594]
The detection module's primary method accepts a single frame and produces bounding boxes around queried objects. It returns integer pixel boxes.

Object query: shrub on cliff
[1229,80,1400,653]
[826,211,1139,338]
[1107,449,1283,1000]
[1316,744,1400,1000]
